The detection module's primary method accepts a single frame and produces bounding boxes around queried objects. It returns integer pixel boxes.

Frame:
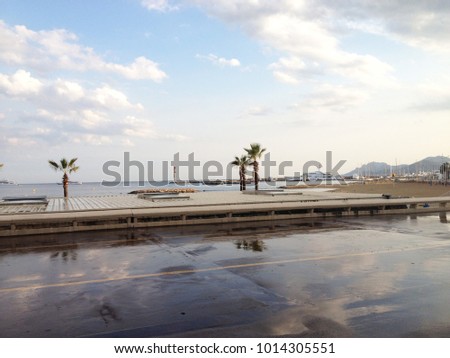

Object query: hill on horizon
[345,156,450,177]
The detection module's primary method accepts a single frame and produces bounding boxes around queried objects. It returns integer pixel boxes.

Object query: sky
[0,0,450,183]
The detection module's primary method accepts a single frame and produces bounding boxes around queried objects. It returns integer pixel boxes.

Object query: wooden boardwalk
[0,194,195,214]
[45,195,154,212]
[0,203,47,214]
[0,191,321,214]
[1,191,449,237]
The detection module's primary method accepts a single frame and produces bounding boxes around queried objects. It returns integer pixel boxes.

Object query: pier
[0,190,449,237]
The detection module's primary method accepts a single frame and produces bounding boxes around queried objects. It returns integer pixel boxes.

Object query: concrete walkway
[1,190,449,237]
[0,190,382,214]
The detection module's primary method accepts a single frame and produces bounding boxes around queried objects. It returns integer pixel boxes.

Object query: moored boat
[57,181,82,185]
[0,179,15,185]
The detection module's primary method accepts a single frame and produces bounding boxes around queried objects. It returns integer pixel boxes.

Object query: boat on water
[0,179,15,185]
[57,181,82,185]
[285,176,304,182]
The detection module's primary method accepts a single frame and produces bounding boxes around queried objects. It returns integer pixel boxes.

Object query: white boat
[57,181,82,185]
[305,171,332,181]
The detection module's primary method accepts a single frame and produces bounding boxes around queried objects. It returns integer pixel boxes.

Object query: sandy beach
[332,181,450,197]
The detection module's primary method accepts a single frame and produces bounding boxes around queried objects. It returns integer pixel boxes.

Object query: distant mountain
[345,156,450,177]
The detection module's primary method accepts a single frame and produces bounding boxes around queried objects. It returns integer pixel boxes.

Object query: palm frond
[49,158,80,173]
[69,165,80,174]
[60,158,68,169]
[230,156,240,166]
[231,155,251,167]
[48,160,60,171]
[240,155,250,163]
[244,143,266,159]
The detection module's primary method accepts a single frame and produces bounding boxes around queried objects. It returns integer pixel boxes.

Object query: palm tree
[48,158,79,198]
[244,143,266,190]
[440,162,450,185]
[231,155,250,191]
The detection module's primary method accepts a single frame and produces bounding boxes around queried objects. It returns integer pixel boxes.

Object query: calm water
[0,181,242,198]
[0,180,348,198]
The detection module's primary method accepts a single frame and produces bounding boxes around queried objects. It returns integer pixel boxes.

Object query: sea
[0,181,239,198]
[0,180,342,198]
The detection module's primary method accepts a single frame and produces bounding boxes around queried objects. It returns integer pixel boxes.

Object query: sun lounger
[138,192,190,201]
[151,194,190,201]
[1,196,49,205]
[2,195,48,202]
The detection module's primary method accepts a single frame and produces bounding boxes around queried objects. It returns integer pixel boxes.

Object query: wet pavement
[0,214,449,337]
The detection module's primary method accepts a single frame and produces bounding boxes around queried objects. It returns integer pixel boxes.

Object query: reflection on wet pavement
[235,239,266,252]
[0,214,449,337]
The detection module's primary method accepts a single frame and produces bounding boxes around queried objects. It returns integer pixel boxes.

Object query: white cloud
[0,70,182,146]
[0,70,142,111]
[35,108,110,133]
[190,1,396,86]
[122,116,158,138]
[93,85,143,110]
[191,1,450,53]
[197,53,241,67]
[243,106,273,117]
[331,53,395,87]
[103,57,167,82]
[272,71,299,85]
[6,136,37,146]
[269,57,307,72]
[295,84,368,112]
[121,138,136,147]
[54,79,85,102]
[72,134,113,146]
[79,110,110,130]
[269,57,308,85]
[141,0,179,12]
[122,116,188,141]
[34,127,52,135]
[0,70,43,96]
[324,1,450,52]
[0,21,167,82]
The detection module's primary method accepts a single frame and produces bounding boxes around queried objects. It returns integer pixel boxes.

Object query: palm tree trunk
[238,168,243,191]
[63,173,69,198]
[254,162,259,190]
